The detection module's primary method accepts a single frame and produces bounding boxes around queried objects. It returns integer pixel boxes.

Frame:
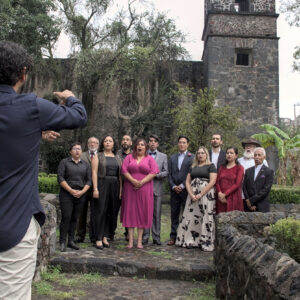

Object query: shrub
[270,218,300,263]
[270,185,300,204]
[39,175,59,194]
[40,143,69,174]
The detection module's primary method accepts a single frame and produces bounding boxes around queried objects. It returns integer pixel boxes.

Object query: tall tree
[280,0,300,71]
[57,0,138,51]
[170,83,241,153]
[0,0,62,59]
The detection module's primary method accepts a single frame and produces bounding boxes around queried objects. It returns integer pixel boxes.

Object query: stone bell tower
[202,0,279,136]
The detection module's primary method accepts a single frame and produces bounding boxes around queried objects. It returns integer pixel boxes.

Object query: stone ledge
[215,212,300,299]
[49,245,215,282]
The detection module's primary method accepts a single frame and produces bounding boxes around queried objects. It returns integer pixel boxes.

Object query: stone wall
[204,14,277,38]
[205,0,276,14]
[203,36,279,137]
[215,211,300,299]
[22,60,203,148]
[34,194,57,280]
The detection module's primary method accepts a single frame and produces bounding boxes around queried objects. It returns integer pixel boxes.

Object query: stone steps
[49,241,215,282]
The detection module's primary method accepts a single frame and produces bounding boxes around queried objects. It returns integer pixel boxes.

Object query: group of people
[0,41,275,300]
[57,132,274,253]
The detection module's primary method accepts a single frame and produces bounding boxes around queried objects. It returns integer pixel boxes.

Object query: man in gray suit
[76,136,99,243]
[142,134,168,245]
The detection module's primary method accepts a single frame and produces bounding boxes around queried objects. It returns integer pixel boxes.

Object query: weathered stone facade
[34,194,57,280]
[215,211,300,299]
[203,0,279,137]
[205,0,275,14]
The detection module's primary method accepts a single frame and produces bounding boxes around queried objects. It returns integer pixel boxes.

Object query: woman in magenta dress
[121,138,159,249]
[216,147,244,214]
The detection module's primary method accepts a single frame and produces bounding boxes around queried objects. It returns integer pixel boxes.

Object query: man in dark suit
[143,134,168,246]
[243,147,274,212]
[76,136,99,243]
[167,136,194,245]
[208,134,226,170]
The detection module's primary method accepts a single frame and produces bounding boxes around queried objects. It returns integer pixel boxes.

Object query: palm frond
[251,133,274,148]
[260,124,290,140]
[289,134,300,144]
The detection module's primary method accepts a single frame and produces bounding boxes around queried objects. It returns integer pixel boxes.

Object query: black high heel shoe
[95,242,104,250]
[103,242,110,248]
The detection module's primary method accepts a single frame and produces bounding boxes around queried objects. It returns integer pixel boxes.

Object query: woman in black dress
[176,146,217,251]
[91,135,122,249]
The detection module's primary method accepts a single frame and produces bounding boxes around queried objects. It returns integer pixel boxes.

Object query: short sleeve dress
[176,163,217,251]
[121,154,159,228]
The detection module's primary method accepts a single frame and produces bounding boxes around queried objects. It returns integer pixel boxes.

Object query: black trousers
[170,189,187,240]
[92,176,120,241]
[59,190,85,244]
[76,190,95,242]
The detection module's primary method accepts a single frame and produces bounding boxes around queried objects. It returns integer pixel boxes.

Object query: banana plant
[252,124,300,185]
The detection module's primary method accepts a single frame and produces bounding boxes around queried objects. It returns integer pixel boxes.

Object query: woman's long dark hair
[223,146,239,166]
[99,135,118,154]
[132,138,149,159]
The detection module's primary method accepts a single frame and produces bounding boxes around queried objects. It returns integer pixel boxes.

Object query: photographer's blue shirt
[0,85,87,252]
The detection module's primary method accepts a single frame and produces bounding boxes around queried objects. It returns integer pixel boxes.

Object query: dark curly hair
[0,41,33,86]
[99,135,118,154]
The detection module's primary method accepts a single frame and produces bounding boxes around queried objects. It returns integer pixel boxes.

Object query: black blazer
[168,152,194,188]
[243,165,274,212]
[209,149,226,170]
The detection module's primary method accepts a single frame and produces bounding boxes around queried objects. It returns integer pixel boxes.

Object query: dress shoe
[167,239,176,246]
[95,244,104,250]
[153,240,162,246]
[103,242,110,248]
[67,241,79,250]
[60,243,66,252]
[142,238,148,245]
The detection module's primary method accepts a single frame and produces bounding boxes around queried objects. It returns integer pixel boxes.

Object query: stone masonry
[203,0,279,137]
[215,211,300,299]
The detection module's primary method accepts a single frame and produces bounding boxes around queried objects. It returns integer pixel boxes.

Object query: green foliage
[186,281,216,300]
[33,265,106,299]
[270,185,300,204]
[38,175,59,194]
[170,83,240,153]
[0,0,62,59]
[252,124,300,185]
[280,1,300,71]
[270,218,300,263]
[252,124,300,159]
[40,142,69,174]
[57,0,112,51]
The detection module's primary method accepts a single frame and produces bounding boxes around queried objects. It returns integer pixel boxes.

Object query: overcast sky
[54,0,300,120]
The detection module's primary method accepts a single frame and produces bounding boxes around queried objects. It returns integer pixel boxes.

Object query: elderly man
[142,134,168,246]
[76,137,99,244]
[238,138,268,170]
[0,41,87,300]
[243,148,274,212]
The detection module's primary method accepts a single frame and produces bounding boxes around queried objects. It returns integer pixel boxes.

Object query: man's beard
[243,150,254,159]
[89,147,98,152]
[122,144,130,150]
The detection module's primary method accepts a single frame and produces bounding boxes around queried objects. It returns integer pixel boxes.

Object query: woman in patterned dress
[176,146,217,251]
